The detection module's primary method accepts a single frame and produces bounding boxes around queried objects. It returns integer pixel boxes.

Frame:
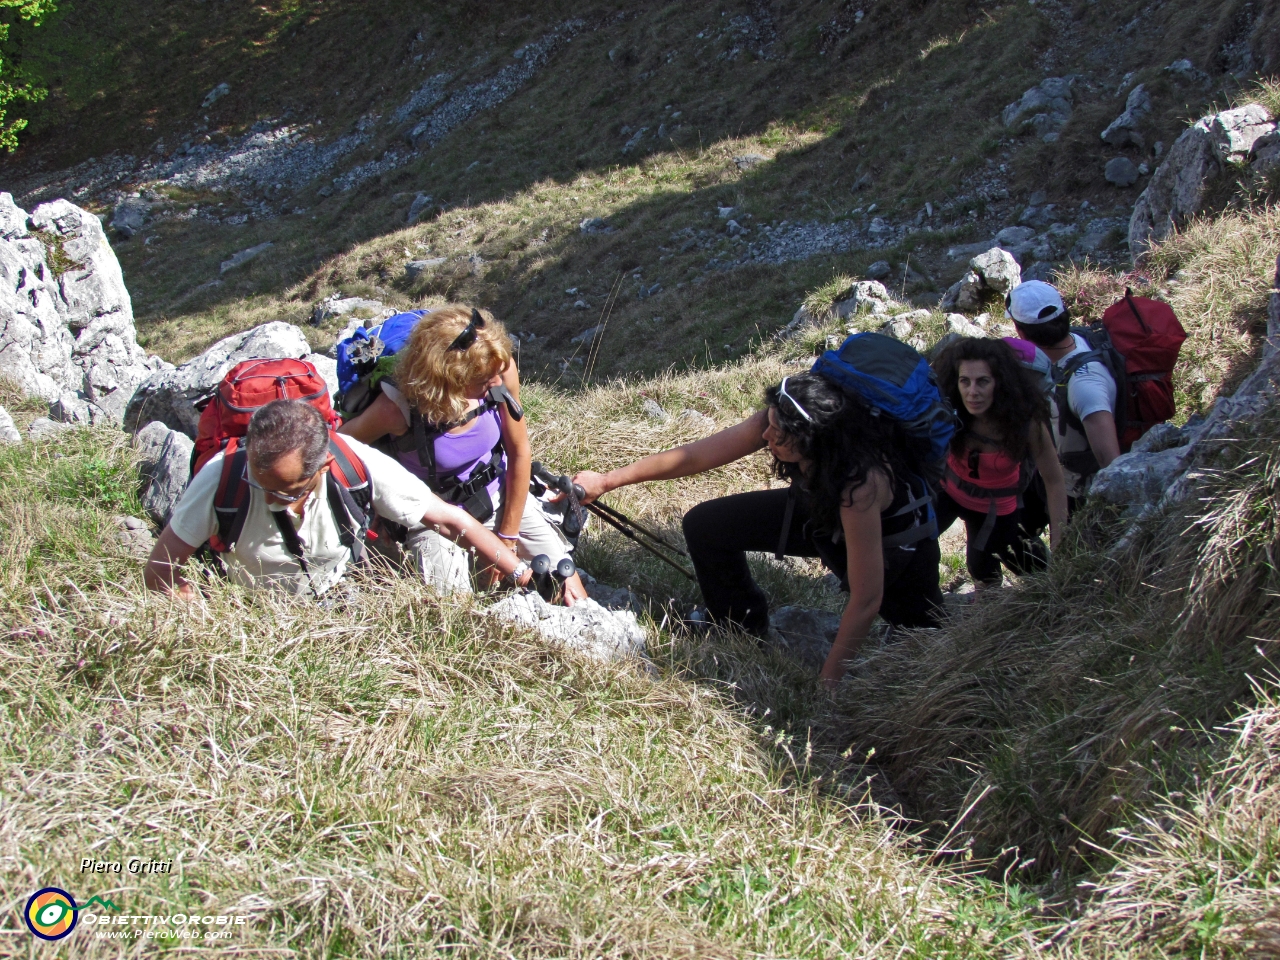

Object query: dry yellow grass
[0,424,1048,956]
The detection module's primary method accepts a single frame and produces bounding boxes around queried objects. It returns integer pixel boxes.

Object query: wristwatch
[508,561,529,585]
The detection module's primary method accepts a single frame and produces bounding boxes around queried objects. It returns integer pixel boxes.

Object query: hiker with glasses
[145,399,532,599]
[573,369,944,688]
[931,337,1068,588]
[338,305,587,605]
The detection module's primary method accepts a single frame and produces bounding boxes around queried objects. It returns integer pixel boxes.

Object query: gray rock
[1129,421,1188,454]
[1101,84,1153,149]
[1105,156,1140,187]
[866,260,892,280]
[405,257,447,280]
[971,247,1022,296]
[880,317,914,340]
[220,241,274,274]
[1132,104,1278,254]
[49,393,98,424]
[1251,130,1280,174]
[485,593,647,661]
[201,82,231,108]
[941,248,1022,312]
[124,321,312,436]
[0,194,165,424]
[310,295,383,326]
[782,303,823,337]
[896,308,933,324]
[0,192,27,239]
[0,404,19,443]
[733,153,766,170]
[1003,77,1075,133]
[621,127,648,154]
[641,397,668,422]
[946,314,987,338]
[1090,443,1190,509]
[1023,260,1059,283]
[725,218,745,236]
[579,217,609,234]
[769,605,840,669]
[677,408,716,430]
[947,239,998,260]
[110,196,150,239]
[1210,104,1274,162]
[28,416,73,439]
[135,420,194,526]
[307,353,339,399]
[406,193,434,224]
[570,324,603,345]
[113,516,156,559]
[994,225,1036,246]
[1164,59,1209,85]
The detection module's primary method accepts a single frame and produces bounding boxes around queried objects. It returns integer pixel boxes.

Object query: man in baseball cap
[1005,279,1120,532]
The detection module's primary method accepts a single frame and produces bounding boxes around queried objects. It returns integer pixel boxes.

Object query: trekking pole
[530,462,697,582]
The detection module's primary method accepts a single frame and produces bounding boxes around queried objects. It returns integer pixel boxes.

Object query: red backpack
[1099,290,1187,451]
[188,358,374,568]
[193,358,339,474]
[1058,289,1186,459]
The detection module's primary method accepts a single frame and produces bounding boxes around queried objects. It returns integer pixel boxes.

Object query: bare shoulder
[843,467,894,514]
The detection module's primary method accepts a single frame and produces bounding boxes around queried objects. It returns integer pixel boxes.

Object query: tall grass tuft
[835,397,1280,883]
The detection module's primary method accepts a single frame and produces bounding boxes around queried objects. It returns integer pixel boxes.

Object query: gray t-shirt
[169,437,443,595]
[1055,332,1117,496]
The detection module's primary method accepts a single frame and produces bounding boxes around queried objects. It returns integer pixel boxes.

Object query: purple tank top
[399,405,505,499]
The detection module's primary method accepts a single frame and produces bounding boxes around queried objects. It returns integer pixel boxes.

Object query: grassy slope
[2,0,1280,955]
[0,391,1045,957]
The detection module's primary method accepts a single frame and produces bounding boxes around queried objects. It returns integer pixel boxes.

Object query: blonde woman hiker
[338,305,587,605]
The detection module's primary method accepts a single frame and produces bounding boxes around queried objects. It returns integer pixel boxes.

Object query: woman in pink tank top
[340,304,587,605]
[932,338,1068,587]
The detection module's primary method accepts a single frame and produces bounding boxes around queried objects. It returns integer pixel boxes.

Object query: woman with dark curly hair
[932,336,1068,586]
[572,372,943,687]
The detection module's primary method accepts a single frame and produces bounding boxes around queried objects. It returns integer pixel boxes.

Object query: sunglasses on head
[777,376,814,423]
[447,308,486,352]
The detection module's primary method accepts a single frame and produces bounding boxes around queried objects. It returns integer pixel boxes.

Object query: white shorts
[406,487,573,593]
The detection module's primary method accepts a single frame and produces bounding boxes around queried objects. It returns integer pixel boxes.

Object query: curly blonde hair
[394,305,513,425]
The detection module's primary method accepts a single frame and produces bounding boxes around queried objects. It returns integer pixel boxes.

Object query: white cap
[1005,280,1066,324]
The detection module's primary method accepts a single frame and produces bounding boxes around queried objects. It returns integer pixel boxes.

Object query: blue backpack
[811,332,957,489]
[334,310,430,418]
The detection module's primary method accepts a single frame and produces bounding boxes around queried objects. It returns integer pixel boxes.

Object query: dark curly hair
[932,337,1050,459]
[764,373,932,533]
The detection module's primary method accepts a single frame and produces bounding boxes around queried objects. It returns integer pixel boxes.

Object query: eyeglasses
[245,463,325,503]
[447,308,486,352]
[778,376,814,423]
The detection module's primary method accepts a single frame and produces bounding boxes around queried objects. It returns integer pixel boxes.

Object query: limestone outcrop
[0,193,169,423]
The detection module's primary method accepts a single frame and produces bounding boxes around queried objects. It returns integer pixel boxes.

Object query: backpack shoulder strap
[324,433,373,562]
[209,439,251,553]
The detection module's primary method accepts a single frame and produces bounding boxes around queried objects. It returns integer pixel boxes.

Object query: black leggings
[935,489,1048,585]
[681,488,944,636]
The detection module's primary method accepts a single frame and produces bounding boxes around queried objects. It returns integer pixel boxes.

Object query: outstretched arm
[1030,422,1069,549]
[573,409,769,503]
[420,499,532,589]
[819,475,891,689]
[144,526,200,599]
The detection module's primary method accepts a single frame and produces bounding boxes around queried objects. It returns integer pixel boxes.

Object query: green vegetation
[0,0,55,150]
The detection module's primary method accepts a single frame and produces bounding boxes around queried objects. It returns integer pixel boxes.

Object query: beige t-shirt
[169,437,442,596]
